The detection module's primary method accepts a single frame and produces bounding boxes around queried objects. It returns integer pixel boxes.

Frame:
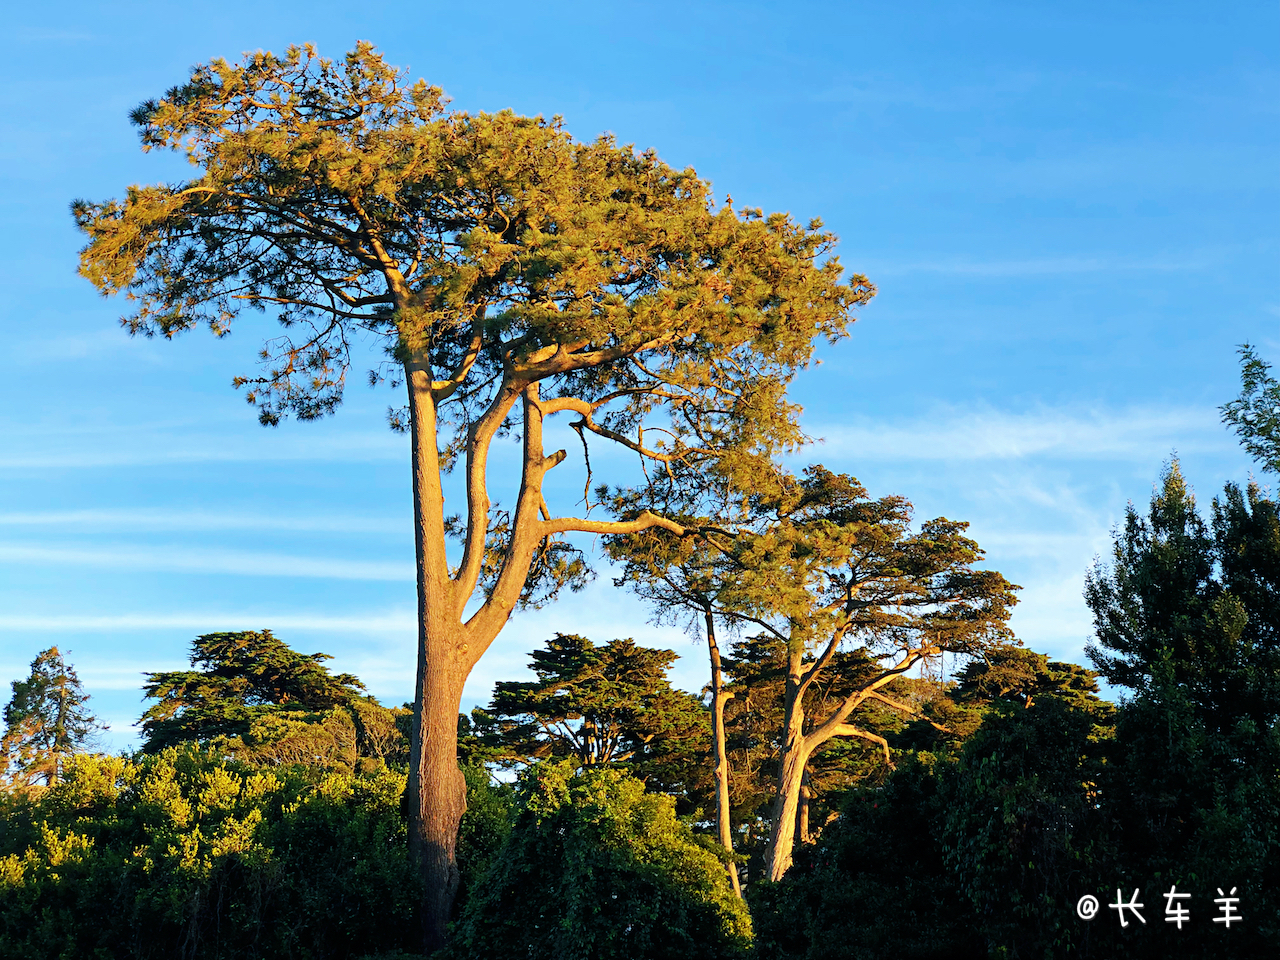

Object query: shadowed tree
[1,647,102,791]
[614,467,1016,881]
[72,44,871,948]
[1087,460,1280,758]
[1083,461,1265,727]
[1084,459,1280,955]
[141,630,366,749]
[140,630,406,772]
[472,633,707,789]
[725,635,925,856]
[955,642,1112,713]
[748,647,1115,960]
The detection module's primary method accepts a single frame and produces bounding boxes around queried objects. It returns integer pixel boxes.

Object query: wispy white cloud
[0,611,418,632]
[1004,570,1101,655]
[0,542,414,581]
[0,507,405,535]
[69,662,185,692]
[974,529,1111,561]
[0,431,404,469]
[0,408,406,470]
[809,404,1230,463]
[796,401,1249,674]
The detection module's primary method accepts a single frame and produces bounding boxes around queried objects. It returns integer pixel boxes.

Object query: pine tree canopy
[140,630,367,752]
[72,42,871,501]
[1222,344,1280,473]
[1,646,101,790]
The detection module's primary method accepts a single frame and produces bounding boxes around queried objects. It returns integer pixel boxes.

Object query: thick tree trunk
[408,656,467,953]
[765,656,809,882]
[394,366,673,948]
[404,362,469,954]
[705,607,742,897]
[766,734,809,881]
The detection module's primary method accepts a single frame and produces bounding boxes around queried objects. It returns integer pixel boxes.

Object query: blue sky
[2,2,1276,749]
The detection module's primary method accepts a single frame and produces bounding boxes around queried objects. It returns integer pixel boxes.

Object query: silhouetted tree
[1221,344,1280,473]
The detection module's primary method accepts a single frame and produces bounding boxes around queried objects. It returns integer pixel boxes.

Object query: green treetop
[1,647,101,791]
[608,465,1017,881]
[471,633,707,795]
[1222,344,1280,473]
[141,630,405,772]
[955,642,1112,715]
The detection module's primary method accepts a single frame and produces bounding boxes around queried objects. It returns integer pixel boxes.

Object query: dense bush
[453,762,514,914]
[446,762,752,960]
[937,697,1113,958]
[751,683,1280,960]
[0,748,424,960]
[749,754,984,960]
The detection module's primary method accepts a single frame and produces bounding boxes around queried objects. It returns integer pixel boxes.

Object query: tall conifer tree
[1,647,101,790]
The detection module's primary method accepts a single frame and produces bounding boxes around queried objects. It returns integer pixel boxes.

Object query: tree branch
[828,724,892,765]
[431,310,486,401]
[540,510,688,538]
[453,380,524,605]
[804,641,940,751]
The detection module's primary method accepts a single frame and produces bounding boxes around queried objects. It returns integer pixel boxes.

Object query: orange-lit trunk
[705,607,742,897]
[765,645,808,882]
[404,362,469,953]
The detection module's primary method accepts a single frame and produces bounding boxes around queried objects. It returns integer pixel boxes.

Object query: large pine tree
[72,45,870,946]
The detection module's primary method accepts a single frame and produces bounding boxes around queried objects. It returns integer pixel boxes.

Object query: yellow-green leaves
[0,749,424,957]
[75,43,870,489]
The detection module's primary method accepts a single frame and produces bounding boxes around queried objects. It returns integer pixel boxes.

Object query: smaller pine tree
[1,646,101,791]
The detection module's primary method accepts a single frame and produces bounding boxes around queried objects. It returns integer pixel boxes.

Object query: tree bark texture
[403,362,471,953]
[765,644,811,881]
[705,607,742,897]
[766,726,810,881]
[797,768,812,846]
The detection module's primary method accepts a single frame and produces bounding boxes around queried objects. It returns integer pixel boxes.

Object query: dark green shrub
[750,755,984,960]
[446,762,751,960]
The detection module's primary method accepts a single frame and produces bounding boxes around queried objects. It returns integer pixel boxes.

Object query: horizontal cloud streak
[0,612,419,632]
[0,542,414,581]
[810,404,1230,463]
[0,416,404,471]
[0,435,403,470]
[0,508,405,535]
[861,254,1210,278]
